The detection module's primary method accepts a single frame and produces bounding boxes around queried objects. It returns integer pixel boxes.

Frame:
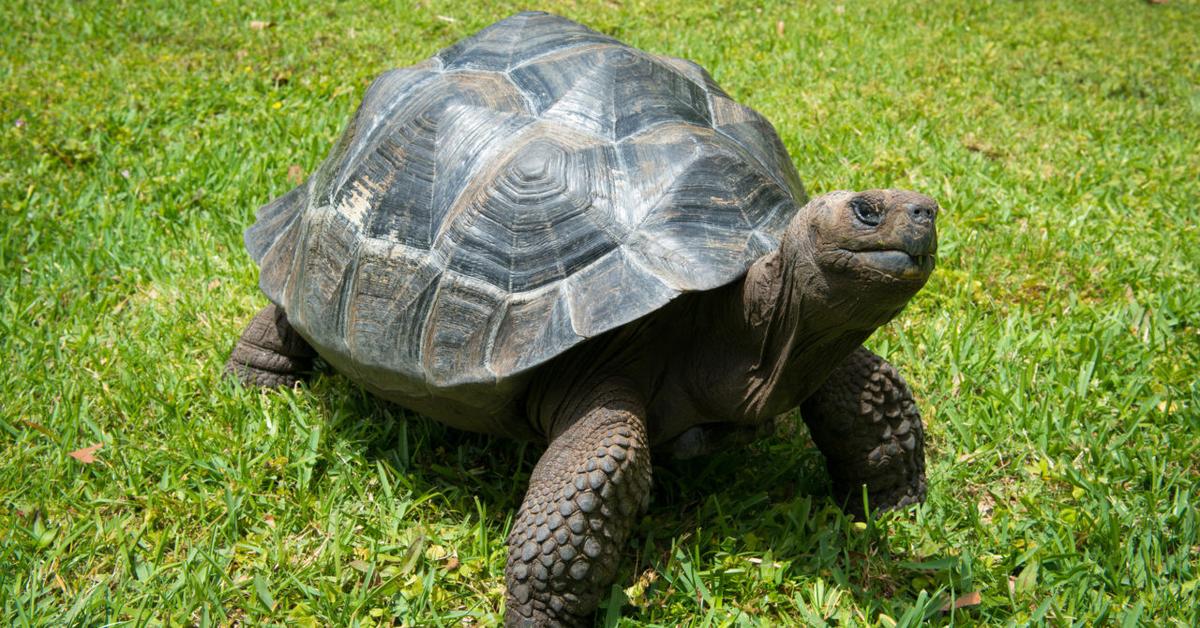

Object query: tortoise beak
[897,197,938,260]
[854,249,935,280]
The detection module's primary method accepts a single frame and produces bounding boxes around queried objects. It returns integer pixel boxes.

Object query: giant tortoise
[227,11,938,626]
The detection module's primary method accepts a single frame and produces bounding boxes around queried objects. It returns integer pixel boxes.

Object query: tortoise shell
[246,11,805,426]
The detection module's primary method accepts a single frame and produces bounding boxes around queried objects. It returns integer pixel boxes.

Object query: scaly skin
[800,346,926,518]
[505,379,651,627]
[225,304,315,388]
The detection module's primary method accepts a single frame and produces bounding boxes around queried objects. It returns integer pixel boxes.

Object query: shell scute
[490,287,580,377]
[421,274,509,382]
[509,45,711,141]
[287,205,360,362]
[344,239,441,380]
[435,133,621,293]
[562,250,676,338]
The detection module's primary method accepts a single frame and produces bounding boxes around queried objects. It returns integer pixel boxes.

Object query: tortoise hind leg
[225,304,315,388]
[800,346,926,518]
[506,378,652,627]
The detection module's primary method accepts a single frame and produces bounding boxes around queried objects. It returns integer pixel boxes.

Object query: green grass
[2,0,1198,625]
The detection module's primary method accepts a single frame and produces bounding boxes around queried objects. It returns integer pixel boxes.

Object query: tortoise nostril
[907,204,935,223]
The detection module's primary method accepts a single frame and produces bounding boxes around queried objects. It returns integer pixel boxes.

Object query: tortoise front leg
[800,346,926,518]
[506,378,652,627]
[225,304,315,388]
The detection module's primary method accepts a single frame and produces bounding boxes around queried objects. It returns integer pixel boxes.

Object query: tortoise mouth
[845,248,936,280]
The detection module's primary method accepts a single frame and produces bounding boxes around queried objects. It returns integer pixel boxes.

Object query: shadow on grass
[312,370,934,621]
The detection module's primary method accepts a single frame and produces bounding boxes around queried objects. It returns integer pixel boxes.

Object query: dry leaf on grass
[940,590,982,612]
[21,419,57,440]
[68,443,103,464]
[250,20,273,31]
[287,164,305,185]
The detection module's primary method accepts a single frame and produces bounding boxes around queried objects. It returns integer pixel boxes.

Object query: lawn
[2,0,1198,625]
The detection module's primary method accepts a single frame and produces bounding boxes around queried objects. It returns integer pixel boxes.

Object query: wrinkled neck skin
[708,224,906,422]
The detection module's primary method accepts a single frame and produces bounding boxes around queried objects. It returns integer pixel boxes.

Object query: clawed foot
[835,452,926,519]
[801,346,927,519]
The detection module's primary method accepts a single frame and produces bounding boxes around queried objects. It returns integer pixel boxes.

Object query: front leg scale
[801,346,927,518]
[505,379,652,627]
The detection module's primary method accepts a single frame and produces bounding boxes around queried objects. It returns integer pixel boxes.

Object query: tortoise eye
[850,197,883,227]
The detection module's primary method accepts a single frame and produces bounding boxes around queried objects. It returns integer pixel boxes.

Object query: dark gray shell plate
[246,12,805,426]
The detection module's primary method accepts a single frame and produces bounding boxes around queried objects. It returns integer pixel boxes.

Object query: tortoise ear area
[784,190,852,251]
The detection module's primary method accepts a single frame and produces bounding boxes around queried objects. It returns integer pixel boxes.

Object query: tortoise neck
[726,244,872,419]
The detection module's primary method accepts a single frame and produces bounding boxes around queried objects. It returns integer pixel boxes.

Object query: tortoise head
[783,189,939,321]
